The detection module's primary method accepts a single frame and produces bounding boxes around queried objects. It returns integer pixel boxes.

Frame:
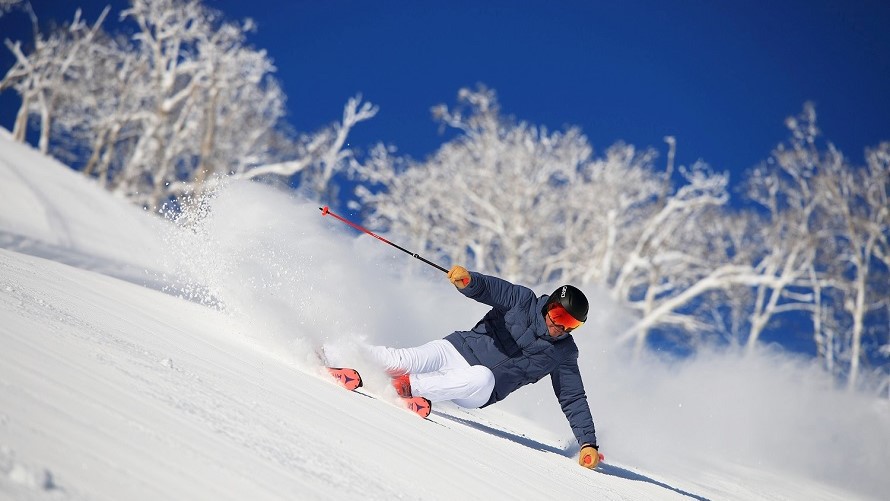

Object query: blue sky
[2,0,889,186]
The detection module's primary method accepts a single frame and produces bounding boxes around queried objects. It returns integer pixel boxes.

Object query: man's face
[545,311,570,338]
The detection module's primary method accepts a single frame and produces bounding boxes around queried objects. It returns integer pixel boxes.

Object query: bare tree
[815,137,889,390]
[356,87,751,357]
[546,141,663,286]
[2,0,372,209]
[740,107,825,352]
[110,0,251,207]
[59,33,144,187]
[239,95,378,202]
[0,5,109,151]
[0,0,22,16]
[353,86,592,284]
[112,0,375,207]
[744,104,888,390]
[606,161,747,356]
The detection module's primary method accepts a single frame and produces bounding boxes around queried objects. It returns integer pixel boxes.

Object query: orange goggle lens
[547,304,584,331]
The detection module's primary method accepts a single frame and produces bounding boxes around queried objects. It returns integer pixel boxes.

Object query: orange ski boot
[391,374,412,398]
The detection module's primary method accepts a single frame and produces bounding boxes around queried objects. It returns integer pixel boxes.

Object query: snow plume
[160,180,478,370]
[502,285,889,498]
[161,180,888,499]
[571,326,890,499]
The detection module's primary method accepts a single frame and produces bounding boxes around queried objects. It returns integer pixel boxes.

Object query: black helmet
[542,285,589,323]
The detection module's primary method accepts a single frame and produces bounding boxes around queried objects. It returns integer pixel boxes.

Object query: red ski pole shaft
[319,206,449,274]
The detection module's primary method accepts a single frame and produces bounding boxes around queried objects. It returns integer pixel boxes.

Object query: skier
[370,265,600,469]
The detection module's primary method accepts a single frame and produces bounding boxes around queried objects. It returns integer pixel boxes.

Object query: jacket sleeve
[459,271,537,312]
[551,352,598,448]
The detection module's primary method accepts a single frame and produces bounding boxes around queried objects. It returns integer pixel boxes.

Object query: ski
[400,396,432,419]
[326,367,363,391]
[325,366,432,419]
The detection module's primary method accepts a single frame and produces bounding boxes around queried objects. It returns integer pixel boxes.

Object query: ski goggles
[547,303,584,332]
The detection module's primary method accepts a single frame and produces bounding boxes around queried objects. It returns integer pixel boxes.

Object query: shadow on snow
[597,463,712,501]
[436,411,711,501]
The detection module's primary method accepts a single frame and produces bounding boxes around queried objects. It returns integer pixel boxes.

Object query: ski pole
[319,206,449,274]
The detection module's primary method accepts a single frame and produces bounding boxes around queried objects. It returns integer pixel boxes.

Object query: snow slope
[1,130,887,500]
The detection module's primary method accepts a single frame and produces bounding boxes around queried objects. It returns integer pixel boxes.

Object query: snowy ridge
[0,131,886,500]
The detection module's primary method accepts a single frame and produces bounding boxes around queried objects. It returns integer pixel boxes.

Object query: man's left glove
[448,265,471,289]
[578,444,600,469]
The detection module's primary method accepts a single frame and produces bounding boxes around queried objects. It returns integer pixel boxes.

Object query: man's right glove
[578,444,600,469]
[448,265,471,289]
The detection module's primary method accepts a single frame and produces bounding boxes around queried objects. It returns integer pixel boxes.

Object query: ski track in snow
[0,251,386,500]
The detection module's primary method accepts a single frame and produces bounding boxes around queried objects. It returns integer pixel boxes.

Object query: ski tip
[326,367,363,391]
[401,396,432,418]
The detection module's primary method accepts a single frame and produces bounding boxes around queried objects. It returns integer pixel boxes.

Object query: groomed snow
[1,130,887,500]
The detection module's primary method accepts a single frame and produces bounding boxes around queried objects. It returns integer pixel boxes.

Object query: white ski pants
[370,340,495,409]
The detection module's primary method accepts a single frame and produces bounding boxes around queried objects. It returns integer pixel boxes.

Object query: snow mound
[0,128,169,280]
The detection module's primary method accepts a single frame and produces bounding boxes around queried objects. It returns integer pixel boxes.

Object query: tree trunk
[12,95,29,142]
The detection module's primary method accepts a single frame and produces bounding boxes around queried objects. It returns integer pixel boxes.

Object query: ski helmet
[542,285,589,323]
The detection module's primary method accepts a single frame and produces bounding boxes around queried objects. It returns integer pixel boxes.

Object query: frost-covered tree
[545,141,663,286]
[739,104,888,390]
[353,86,592,283]
[240,95,378,202]
[1,0,374,209]
[0,5,109,151]
[740,108,825,352]
[57,32,142,186]
[810,132,889,390]
[355,87,746,357]
[0,0,22,17]
[352,90,889,372]
[610,165,740,356]
[102,0,290,207]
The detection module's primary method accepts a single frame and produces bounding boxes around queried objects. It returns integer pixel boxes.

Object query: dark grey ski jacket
[444,271,598,448]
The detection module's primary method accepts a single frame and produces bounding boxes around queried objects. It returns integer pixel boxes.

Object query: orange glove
[579,444,600,469]
[448,265,471,289]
